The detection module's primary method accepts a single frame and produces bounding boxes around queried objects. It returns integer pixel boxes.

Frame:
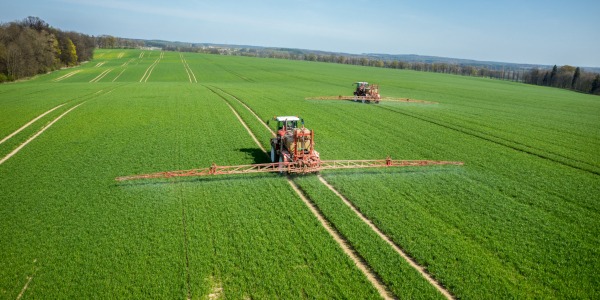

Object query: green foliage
[0,17,93,81]
[60,37,78,66]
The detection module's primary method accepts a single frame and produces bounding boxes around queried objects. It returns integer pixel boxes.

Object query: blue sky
[3,0,599,67]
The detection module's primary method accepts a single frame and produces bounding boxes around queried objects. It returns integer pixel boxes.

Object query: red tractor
[270,116,320,172]
[353,82,381,103]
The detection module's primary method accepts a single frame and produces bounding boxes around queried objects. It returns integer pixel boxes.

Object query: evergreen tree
[550,65,558,86]
[571,67,581,89]
[542,72,549,86]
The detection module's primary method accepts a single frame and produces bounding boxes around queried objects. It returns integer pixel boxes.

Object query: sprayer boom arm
[115,158,463,181]
[305,96,437,104]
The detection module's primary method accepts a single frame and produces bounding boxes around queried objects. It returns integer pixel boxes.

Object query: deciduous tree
[59,37,77,66]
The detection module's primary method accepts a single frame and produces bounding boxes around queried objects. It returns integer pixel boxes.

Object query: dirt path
[213,89,393,299]
[0,104,65,145]
[317,176,454,299]
[0,102,85,165]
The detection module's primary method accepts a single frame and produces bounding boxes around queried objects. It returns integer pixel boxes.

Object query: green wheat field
[1,49,598,299]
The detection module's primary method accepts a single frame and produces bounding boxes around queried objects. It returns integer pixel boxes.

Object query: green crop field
[1,49,598,299]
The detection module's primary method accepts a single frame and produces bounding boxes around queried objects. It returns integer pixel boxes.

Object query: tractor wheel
[270,145,278,163]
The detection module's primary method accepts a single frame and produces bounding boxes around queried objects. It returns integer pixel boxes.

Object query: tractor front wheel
[271,145,279,163]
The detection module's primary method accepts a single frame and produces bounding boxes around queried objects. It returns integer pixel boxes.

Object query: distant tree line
[176,46,600,96]
[522,65,600,95]
[3,17,598,95]
[96,35,144,49]
[0,17,95,82]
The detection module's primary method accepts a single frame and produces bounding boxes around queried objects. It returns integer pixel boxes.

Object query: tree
[59,37,77,66]
[591,75,600,94]
[21,16,50,32]
[542,72,549,86]
[0,17,96,81]
[572,67,581,89]
[550,65,558,86]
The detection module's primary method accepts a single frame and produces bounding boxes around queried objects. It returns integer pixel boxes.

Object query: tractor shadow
[239,148,271,164]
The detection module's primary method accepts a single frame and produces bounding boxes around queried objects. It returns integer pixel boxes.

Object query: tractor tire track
[139,59,159,82]
[207,86,394,300]
[89,68,113,83]
[174,101,193,300]
[0,104,65,145]
[287,179,393,299]
[15,259,37,300]
[222,100,267,153]
[210,87,455,299]
[199,55,252,82]
[121,58,135,67]
[377,105,600,176]
[52,70,81,82]
[112,69,126,82]
[180,54,197,83]
[211,87,274,136]
[0,85,125,165]
[15,276,33,300]
[318,175,454,299]
[0,102,85,165]
[139,54,162,83]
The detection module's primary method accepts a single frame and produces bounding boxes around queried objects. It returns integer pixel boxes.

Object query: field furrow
[209,86,396,299]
